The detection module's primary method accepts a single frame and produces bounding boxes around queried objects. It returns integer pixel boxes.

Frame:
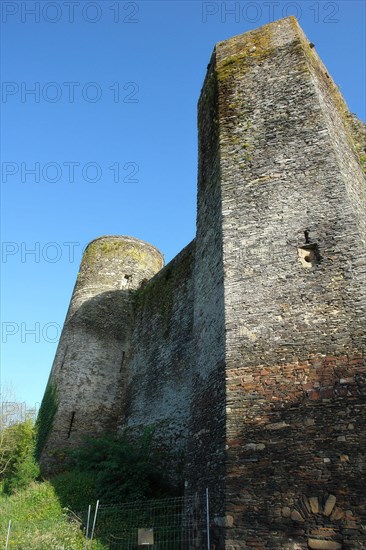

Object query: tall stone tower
[190,15,366,548]
[39,236,164,472]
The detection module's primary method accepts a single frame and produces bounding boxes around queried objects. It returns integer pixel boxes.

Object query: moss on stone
[290,17,349,120]
[134,264,175,329]
[133,243,194,337]
[78,238,164,287]
[290,17,366,177]
[35,382,58,460]
[359,153,366,174]
[216,23,275,83]
[346,114,366,175]
[84,239,157,266]
[293,19,348,123]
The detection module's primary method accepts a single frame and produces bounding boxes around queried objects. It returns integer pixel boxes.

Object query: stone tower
[39,17,366,548]
[189,16,366,548]
[39,236,164,472]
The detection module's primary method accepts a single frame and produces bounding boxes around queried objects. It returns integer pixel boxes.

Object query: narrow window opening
[67,411,75,439]
[119,351,126,373]
[60,345,68,370]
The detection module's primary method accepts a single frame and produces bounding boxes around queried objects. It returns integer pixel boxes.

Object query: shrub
[51,470,95,511]
[0,420,40,494]
[61,429,176,507]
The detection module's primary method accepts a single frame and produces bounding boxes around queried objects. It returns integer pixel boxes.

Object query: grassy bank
[0,482,106,549]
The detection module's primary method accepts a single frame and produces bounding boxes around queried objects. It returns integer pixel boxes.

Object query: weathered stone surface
[39,236,165,472]
[307,540,341,550]
[282,506,291,518]
[123,241,196,475]
[291,510,305,522]
[245,443,266,450]
[309,497,320,514]
[324,495,337,516]
[302,497,311,514]
[214,515,235,527]
[330,507,344,521]
[212,14,366,548]
[267,421,290,430]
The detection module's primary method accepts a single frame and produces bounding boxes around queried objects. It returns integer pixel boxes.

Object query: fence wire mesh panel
[81,494,209,549]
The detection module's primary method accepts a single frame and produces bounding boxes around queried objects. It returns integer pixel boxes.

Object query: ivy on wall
[35,382,58,460]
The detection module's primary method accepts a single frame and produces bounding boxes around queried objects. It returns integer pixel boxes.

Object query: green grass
[0,482,107,549]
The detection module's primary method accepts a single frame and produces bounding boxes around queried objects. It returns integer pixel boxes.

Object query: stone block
[330,507,344,521]
[291,510,305,522]
[307,541,341,550]
[309,497,319,514]
[324,495,337,516]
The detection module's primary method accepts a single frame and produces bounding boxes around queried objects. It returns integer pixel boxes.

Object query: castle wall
[212,17,366,547]
[185,53,227,524]
[121,241,195,473]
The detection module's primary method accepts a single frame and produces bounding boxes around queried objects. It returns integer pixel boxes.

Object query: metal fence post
[84,504,91,549]
[89,500,99,548]
[5,519,12,549]
[206,488,210,550]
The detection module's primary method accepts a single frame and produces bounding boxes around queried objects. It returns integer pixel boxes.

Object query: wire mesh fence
[0,486,209,548]
[80,493,209,549]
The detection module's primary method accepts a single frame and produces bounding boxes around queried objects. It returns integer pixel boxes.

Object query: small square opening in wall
[297,244,320,269]
[121,274,132,288]
[138,528,154,545]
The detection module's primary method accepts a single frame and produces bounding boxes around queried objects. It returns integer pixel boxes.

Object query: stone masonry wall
[212,17,366,548]
[185,51,227,530]
[120,241,195,480]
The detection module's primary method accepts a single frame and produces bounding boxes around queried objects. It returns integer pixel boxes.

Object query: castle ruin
[40,17,366,548]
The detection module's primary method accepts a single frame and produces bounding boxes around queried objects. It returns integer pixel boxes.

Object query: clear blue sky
[1,0,365,408]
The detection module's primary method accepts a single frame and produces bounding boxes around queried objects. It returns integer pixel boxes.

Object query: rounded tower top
[67,235,164,317]
[79,234,164,288]
[84,235,163,261]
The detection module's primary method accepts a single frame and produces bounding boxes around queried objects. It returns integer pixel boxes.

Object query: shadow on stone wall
[225,359,366,549]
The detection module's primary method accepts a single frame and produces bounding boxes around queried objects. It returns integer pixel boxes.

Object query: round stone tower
[39,236,164,473]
